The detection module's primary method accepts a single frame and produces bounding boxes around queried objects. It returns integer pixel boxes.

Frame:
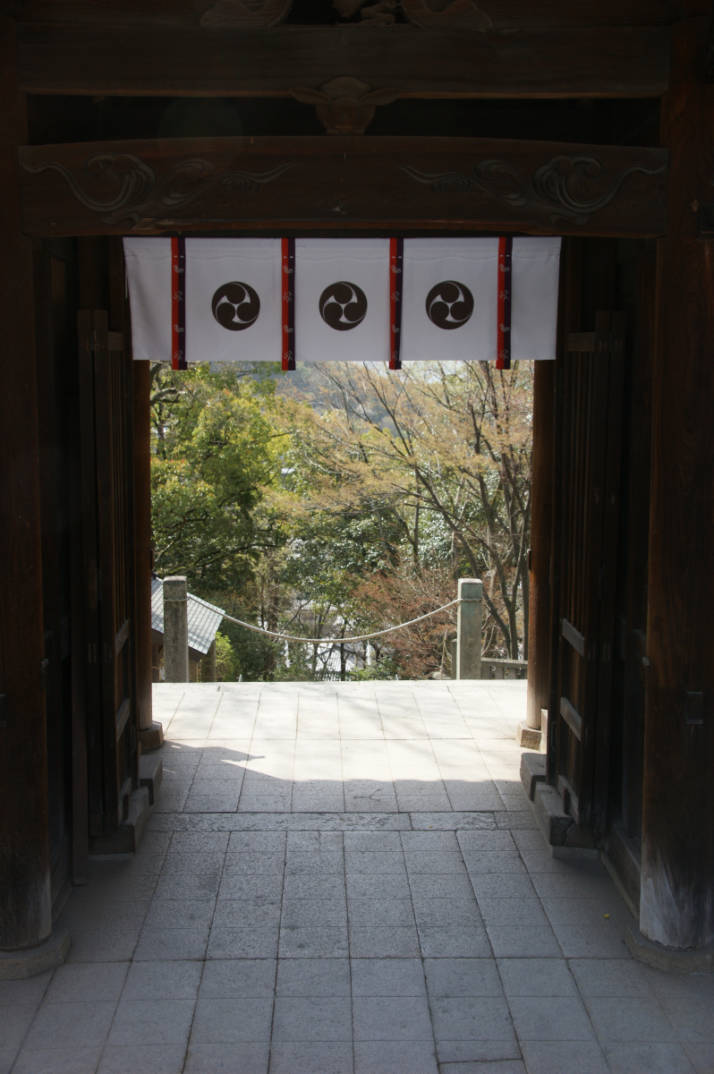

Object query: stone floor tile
[348,897,414,926]
[346,872,411,900]
[144,897,215,930]
[424,957,502,998]
[121,959,202,1000]
[272,996,352,1041]
[153,872,221,900]
[213,898,282,928]
[462,852,527,876]
[227,831,286,853]
[685,1041,714,1073]
[222,851,285,875]
[276,957,351,997]
[107,997,195,1046]
[436,1040,522,1064]
[44,961,128,1004]
[353,994,433,1041]
[22,1000,116,1050]
[282,896,347,927]
[549,921,630,958]
[0,1004,41,1053]
[351,957,426,997]
[468,874,537,900]
[417,923,491,958]
[96,1043,187,1074]
[283,873,346,901]
[485,924,562,958]
[191,995,273,1042]
[439,1062,526,1074]
[269,1041,354,1074]
[409,812,496,831]
[279,924,349,958]
[655,989,714,1041]
[508,995,595,1041]
[519,1039,610,1074]
[0,970,52,1006]
[133,926,209,962]
[218,873,282,900]
[456,830,517,852]
[183,1041,269,1073]
[567,957,657,998]
[343,831,403,852]
[605,1041,697,1074]
[345,851,407,875]
[497,958,577,997]
[207,924,279,959]
[586,995,679,1043]
[354,1040,438,1074]
[430,995,515,1043]
[199,958,276,998]
[404,851,469,875]
[477,897,549,927]
[350,925,421,958]
[412,896,481,926]
[11,1046,103,1074]
[408,873,474,900]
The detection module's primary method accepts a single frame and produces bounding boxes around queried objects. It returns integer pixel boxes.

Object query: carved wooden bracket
[401,0,492,30]
[333,0,492,28]
[199,0,293,28]
[292,77,398,134]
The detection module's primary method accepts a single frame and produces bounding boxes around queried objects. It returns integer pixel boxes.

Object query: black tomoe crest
[319,281,368,331]
[426,280,474,330]
[212,282,260,330]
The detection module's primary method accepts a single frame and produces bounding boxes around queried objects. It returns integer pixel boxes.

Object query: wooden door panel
[553,311,624,831]
[78,309,137,836]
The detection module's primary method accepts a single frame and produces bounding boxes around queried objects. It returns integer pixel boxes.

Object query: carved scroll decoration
[22,153,296,229]
[332,0,491,27]
[403,155,667,224]
[292,77,397,135]
[199,0,293,28]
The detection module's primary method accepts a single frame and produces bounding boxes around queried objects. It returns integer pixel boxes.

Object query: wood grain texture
[641,16,714,951]
[16,23,669,99]
[0,17,52,949]
[19,135,668,237]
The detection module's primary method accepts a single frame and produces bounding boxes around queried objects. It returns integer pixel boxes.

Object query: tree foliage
[150,359,533,679]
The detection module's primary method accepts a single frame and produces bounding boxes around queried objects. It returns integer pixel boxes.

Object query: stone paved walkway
[3,681,713,1073]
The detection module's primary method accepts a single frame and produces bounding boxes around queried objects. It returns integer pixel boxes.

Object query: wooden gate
[551,310,625,836]
[78,309,138,839]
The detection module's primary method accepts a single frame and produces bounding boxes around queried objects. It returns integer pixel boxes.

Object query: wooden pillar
[133,360,163,750]
[0,19,66,970]
[638,17,714,957]
[521,360,555,748]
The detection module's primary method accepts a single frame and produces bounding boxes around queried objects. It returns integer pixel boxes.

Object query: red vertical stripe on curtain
[389,237,403,370]
[282,237,295,370]
[497,236,512,370]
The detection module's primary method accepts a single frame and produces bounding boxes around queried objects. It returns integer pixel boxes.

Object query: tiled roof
[151,576,225,655]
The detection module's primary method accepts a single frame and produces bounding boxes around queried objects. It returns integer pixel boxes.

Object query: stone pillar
[456,578,482,680]
[633,17,714,967]
[0,18,68,977]
[163,577,189,683]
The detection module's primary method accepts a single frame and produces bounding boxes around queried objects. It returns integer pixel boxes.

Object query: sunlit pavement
[4,681,713,1073]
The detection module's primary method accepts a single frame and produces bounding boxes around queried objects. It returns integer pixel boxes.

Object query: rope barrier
[221,598,461,646]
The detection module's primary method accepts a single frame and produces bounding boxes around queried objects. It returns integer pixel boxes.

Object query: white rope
[222,598,461,646]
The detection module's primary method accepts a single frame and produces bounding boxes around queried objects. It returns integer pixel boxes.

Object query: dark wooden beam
[8,0,682,30]
[19,135,668,238]
[16,23,669,99]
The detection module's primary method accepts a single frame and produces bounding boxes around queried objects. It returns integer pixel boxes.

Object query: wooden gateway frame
[1,1,712,972]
